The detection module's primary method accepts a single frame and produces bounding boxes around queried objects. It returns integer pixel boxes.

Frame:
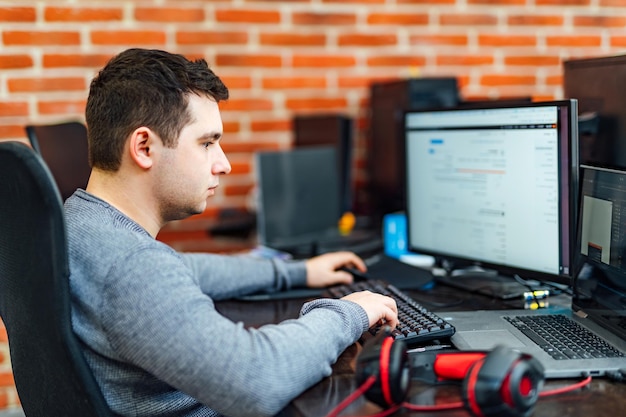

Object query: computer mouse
[339,266,369,281]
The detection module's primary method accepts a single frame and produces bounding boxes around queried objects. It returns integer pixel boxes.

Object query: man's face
[153,94,231,222]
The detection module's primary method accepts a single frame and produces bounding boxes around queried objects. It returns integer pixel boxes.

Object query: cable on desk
[323,375,400,417]
[539,375,592,397]
[325,375,592,417]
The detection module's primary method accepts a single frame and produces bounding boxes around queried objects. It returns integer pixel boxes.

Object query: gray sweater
[65,190,369,417]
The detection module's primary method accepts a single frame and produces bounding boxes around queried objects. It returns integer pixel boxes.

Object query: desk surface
[215,281,626,417]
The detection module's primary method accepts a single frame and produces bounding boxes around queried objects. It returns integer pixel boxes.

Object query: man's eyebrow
[198,132,222,141]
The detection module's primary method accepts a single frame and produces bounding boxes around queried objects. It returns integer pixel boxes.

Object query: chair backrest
[25,121,91,201]
[0,141,113,417]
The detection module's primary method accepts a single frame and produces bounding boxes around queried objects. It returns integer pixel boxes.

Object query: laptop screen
[574,165,626,340]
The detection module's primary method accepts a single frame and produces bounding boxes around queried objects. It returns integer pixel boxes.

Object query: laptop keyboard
[326,280,455,345]
[505,314,625,360]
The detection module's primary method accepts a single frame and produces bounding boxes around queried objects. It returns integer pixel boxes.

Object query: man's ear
[128,127,155,170]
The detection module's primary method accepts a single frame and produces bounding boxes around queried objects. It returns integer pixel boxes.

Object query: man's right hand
[341,291,399,329]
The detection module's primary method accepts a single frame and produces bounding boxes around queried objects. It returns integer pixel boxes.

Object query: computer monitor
[293,114,353,214]
[404,99,579,286]
[564,54,626,169]
[364,78,460,224]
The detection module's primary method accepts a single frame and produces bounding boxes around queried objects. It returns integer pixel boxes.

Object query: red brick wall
[1,0,626,410]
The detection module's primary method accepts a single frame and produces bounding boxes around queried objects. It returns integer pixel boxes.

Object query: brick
[0,126,25,140]
[222,121,240,134]
[285,97,348,111]
[215,9,280,24]
[91,31,166,46]
[468,0,525,4]
[367,13,429,25]
[220,99,273,111]
[228,161,252,174]
[610,36,626,47]
[409,34,469,46]
[220,76,253,90]
[37,100,86,115]
[223,183,254,197]
[0,373,14,388]
[292,55,356,68]
[135,7,204,22]
[292,12,356,25]
[574,15,626,27]
[367,55,427,67]
[397,0,455,3]
[0,54,33,69]
[177,31,248,45]
[8,77,86,93]
[216,54,282,68]
[440,14,498,26]
[478,34,536,47]
[3,31,80,46]
[323,0,386,4]
[339,75,399,89]
[44,7,122,21]
[546,74,563,86]
[338,33,397,46]
[250,119,291,132]
[480,74,536,86]
[504,56,561,66]
[601,0,626,5]
[221,141,280,154]
[43,54,112,68]
[0,7,35,22]
[537,0,589,5]
[262,76,326,89]
[508,15,565,26]
[436,55,494,66]
[260,33,326,47]
[0,390,7,408]
[0,102,29,117]
[546,35,601,47]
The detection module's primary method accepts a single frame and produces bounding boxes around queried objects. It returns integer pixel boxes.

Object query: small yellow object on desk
[338,212,356,236]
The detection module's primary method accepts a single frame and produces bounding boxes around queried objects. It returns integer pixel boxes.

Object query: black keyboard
[505,314,625,360]
[325,280,455,345]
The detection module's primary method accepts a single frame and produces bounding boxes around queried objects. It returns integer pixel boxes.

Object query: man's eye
[203,142,213,148]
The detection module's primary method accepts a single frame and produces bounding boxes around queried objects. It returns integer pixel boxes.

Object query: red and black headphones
[353,329,546,417]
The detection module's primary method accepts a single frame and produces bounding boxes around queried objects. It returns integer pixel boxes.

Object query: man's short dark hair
[86,48,229,171]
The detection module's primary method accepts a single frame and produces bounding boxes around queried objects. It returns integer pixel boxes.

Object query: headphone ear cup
[355,333,411,407]
[462,345,545,417]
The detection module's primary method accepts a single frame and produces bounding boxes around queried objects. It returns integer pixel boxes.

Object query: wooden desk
[216,283,626,417]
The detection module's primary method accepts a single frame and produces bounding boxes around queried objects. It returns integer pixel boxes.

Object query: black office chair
[25,121,91,201]
[0,141,113,417]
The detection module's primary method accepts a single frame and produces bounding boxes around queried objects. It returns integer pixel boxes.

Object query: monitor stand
[450,265,499,279]
[437,264,545,300]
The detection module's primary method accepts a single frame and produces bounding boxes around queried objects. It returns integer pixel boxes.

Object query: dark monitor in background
[404,99,579,292]
[564,55,626,169]
[365,77,460,225]
[255,146,342,255]
[293,114,353,214]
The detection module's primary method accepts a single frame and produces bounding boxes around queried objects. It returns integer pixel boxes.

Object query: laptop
[439,165,626,379]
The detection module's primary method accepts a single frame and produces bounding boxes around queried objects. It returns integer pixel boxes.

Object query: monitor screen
[574,165,626,339]
[564,54,626,170]
[404,100,579,285]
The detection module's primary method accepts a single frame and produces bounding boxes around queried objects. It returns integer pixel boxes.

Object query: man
[65,48,398,417]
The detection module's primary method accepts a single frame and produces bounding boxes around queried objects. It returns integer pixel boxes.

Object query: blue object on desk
[383,212,410,258]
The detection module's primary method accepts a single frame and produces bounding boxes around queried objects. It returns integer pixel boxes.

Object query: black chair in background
[0,141,113,417]
[25,121,91,200]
